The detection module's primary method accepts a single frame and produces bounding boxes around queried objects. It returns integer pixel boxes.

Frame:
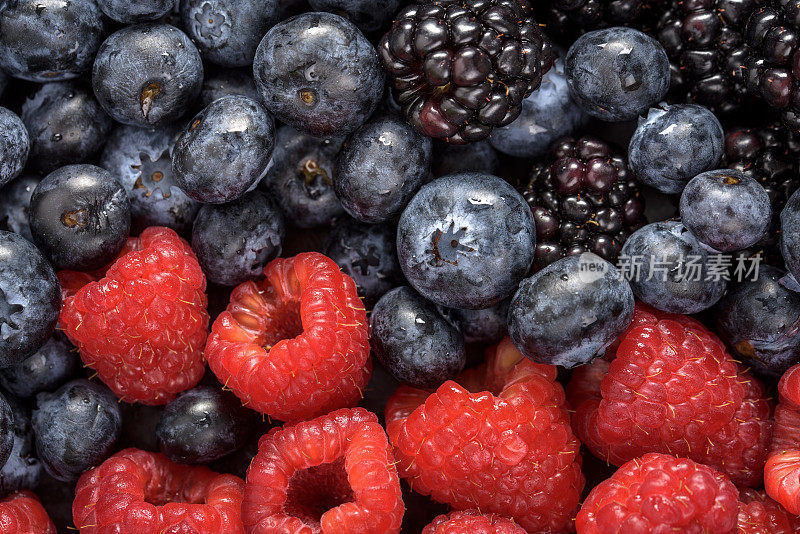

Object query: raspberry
[242,407,403,534]
[72,448,245,533]
[576,452,740,534]
[0,491,55,534]
[764,364,800,514]
[737,488,800,534]
[60,227,209,404]
[205,252,371,423]
[422,510,525,533]
[569,303,773,487]
[386,337,584,533]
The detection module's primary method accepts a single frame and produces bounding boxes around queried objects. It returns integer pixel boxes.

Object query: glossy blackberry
[519,136,647,272]
[657,0,759,115]
[537,0,653,42]
[379,0,553,144]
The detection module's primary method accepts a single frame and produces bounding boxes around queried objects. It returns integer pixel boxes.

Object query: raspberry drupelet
[204,252,371,423]
[0,491,55,534]
[59,227,209,405]
[72,448,245,533]
[737,488,800,534]
[242,407,403,534]
[764,363,800,514]
[386,336,584,533]
[422,510,525,533]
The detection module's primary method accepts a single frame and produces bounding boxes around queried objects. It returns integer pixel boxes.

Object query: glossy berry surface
[0,107,29,189]
[0,491,55,534]
[0,400,42,496]
[0,332,77,399]
[96,0,177,22]
[423,510,525,534]
[0,175,39,242]
[781,188,800,282]
[379,0,553,144]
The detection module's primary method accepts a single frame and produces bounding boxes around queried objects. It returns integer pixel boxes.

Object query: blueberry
[565,27,670,122]
[200,68,260,106]
[432,141,500,177]
[96,0,177,23]
[0,332,77,399]
[29,164,131,271]
[100,124,199,235]
[680,169,771,252]
[439,298,510,345]
[92,23,204,127]
[191,190,285,286]
[715,265,800,377]
[21,81,112,174]
[156,385,254,464]
[491,57,588,158]
[0,391,13,470]
[180,0,277,67]
[323,218,402,309]
[397,173,535,310]
[253,12,384,137]
[629,104,725,194]
[620,221,727,314]
[781,189,800,282]
[32,379,122,482]
[0,398,42,495]
[308,0,401,32]
[173,95,275,204]
[261,125,345,228]
[335,114,432,223]
[370,286,466,390]
[0,175,39,242]
[0,231,60,368]
[0,0,106,82]
[0,107,29,189]
[508,254,634,368]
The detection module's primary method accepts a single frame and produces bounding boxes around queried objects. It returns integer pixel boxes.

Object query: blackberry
[518,136,647,271]
[536,0,654,42]
[378,0,553,144]
[657,0,760,115]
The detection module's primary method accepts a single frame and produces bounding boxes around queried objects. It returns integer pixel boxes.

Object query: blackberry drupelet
[536,0,653,42]
[518,136,647,271]
[379,0,553,144]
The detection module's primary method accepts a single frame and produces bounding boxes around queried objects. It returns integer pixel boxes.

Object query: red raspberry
[386,337,584,533]
[569,303,773,487]
[576,452,740,534]
[73,448,245,533]
[242,407,403,533]
[737,488,800,534]
[60,227,209,404]
[422,510,525,534]
[0,491,55,534]
[764,364,800,514]
[205,252,371,423]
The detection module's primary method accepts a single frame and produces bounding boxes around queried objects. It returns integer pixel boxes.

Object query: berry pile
[0,0,795,532]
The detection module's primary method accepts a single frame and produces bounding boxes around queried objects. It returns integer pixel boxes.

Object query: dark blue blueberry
[32,379,121,482]
[0,231,60,369]
[335,114,431,223]
[173,95,275,204]
[491,57,588,158]
[0,391,13,470]
[370,286,466,390]
[0,107,29,189]
[253,12,384,137]
[156,385,255,464]
[200,68,260,107]
[620,221,727,314]
[680,169,771,252]
[629,104,725,194]
[565,27,670,122]
[96,0,177,23]
[29,164,131,271]
[180,0,277,67]
[509,254,634,368]
[439,297,510,345]
[323,218,402,309]
[432,141,500,178]
[21,81,112,174]
[782,189,800,282]
[92,23,204,127]
[0,175,38,242]
[308,0,401,32]
[261,125,345,228]
[191,190,285,286]
[0,0,106,82]
[0,398,42,495]
[0,332,77,399]
[397,173,535,310]
[715,265,800,377]
[100,124,199,236]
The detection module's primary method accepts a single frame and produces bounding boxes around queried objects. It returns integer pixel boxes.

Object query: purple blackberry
[518,136,647,271]
[537,0,654,41]
[378,0,553,144]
